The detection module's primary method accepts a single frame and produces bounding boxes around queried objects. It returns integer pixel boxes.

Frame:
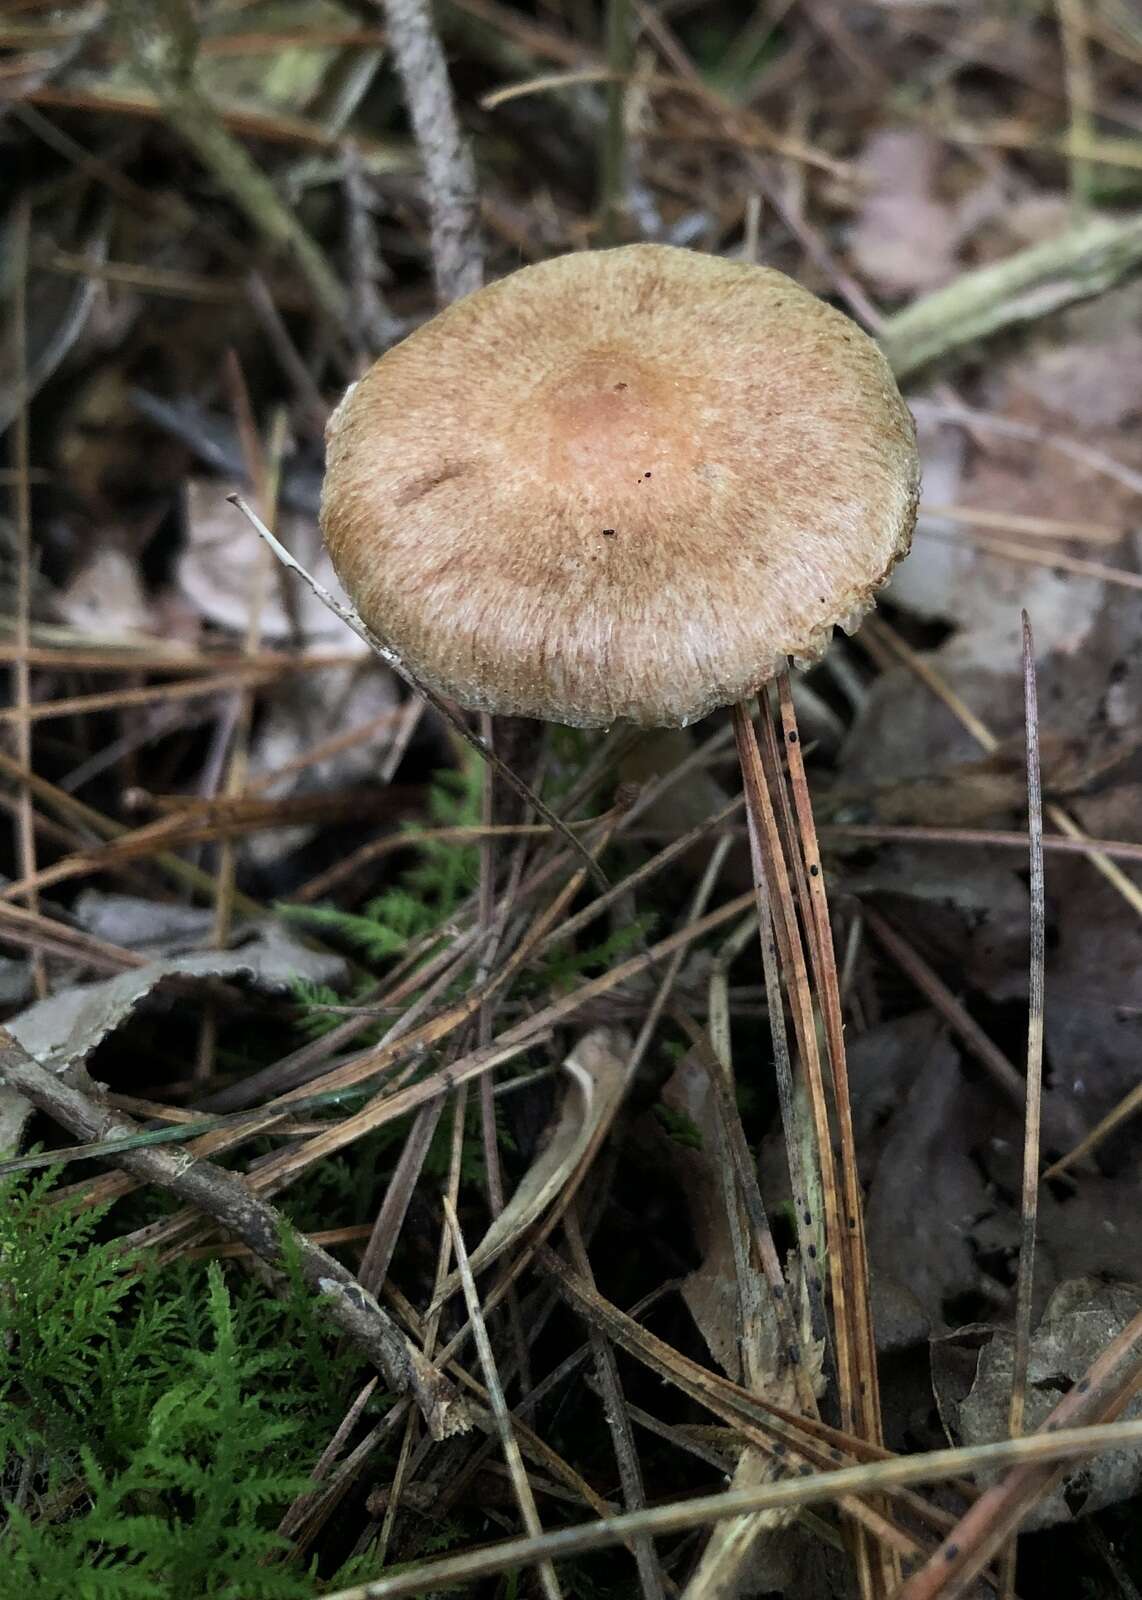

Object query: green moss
[0,1171,373,1598]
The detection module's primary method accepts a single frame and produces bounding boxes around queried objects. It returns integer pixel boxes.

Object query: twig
[0,1029,469,1439]
[374,0,482,303]
[7,199,46,1000]
[113,0,348,326]
[879,212,1142,379]
[442,1196,562,1600]
[320,1417,1142,1599]
[564,1206,666,1600]
[599,0,632,244]
[226,494,606,891]
[999,613,1047,1600]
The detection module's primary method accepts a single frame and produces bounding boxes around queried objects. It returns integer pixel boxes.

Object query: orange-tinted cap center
[536,351,701,486]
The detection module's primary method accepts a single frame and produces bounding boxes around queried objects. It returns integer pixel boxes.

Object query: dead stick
[374,0,482,303]
[0,1028,469,1441]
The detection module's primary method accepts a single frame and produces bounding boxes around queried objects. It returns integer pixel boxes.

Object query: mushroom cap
[320,243,919,728]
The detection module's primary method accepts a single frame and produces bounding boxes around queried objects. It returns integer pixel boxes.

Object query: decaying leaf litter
[1,2,1141,1596]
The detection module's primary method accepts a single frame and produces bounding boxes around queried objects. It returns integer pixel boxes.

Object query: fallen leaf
[863,1028,999,1347]
[73,891,228,953]
[954,1279,1142,1527]
[55,547,156,639]
[179,478,366,646]
[439,1029,629,1289]
[887,413,1107,668]
[850,130,962,297]
[0,922,346,1153]
[242,663,401,867]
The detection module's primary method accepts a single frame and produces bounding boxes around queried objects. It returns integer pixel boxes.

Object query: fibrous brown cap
[321,244,919,728]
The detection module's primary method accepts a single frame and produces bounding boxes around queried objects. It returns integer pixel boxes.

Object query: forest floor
[2,3,1142,1598]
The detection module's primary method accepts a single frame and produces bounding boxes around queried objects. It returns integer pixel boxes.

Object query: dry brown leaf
[179,478,366,645]
[652,1043,827,1597]
[0,923,347,1157]
[850,130,962,298]
[440,1028,629,1289]
[863,1029,998,1347]
[952,1280,1142,1528]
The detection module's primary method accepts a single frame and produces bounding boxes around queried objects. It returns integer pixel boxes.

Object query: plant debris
[1,2,1141,1596]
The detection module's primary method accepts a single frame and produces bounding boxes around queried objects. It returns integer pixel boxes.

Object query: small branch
[7,199,46,1000]
[443,1196,562,1600]
[374,0,483,303]
[880,212,1142,379]
[999,613,1047,1600]
[112,0,348,327]
[226,495,606,891]
[0,1028,470,1441]
[599,0,632,245]
[319,1415,1142,1599]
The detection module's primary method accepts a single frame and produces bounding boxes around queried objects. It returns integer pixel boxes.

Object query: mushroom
[320,242,918,732]
[316,241,919,1456]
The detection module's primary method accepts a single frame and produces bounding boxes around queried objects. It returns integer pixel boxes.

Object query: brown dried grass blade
[7,198,46,999]
[772,673,894,1594]
[734,696,887,1591]
[442,1195,562,1600]
[731,702,832,1379]
[321,1414,1142,1598]
[542,1249,919,1559]
[998,613,1047,1600]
